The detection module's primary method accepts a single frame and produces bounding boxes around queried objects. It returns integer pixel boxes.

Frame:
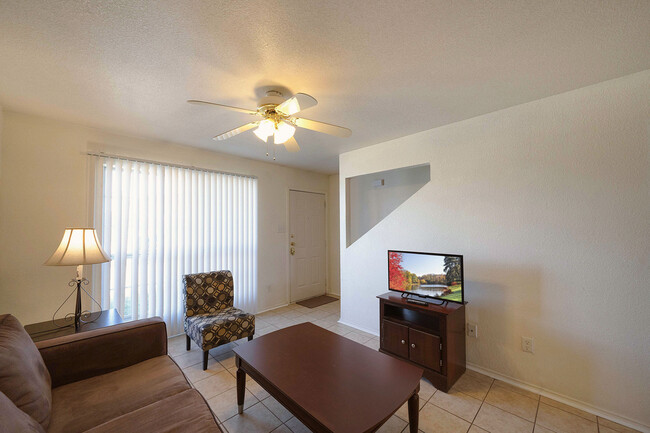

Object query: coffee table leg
[236,368,246,414]
[408,392,419,433]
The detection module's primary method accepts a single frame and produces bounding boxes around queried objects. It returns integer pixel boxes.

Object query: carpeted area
[296,295,338,308]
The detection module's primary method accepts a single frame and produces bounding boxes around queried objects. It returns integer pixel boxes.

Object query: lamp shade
[44,228,110,266]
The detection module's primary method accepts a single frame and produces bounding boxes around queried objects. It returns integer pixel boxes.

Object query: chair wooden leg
[203,350,209,370]
[248,335,253,341]
[186,335,191,351]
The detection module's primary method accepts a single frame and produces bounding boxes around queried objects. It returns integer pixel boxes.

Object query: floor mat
[296,295,338,308]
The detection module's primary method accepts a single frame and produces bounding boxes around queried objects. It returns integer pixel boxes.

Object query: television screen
[388,250,464,303]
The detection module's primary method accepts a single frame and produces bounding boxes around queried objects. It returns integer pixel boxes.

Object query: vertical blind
[92,155,258,335]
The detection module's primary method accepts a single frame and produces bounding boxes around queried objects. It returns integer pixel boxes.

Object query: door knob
[290,247,295,255]
[401,339,406,345]
[411,343,416,348]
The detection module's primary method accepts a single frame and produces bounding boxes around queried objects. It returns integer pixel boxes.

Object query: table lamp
[45,228,111,331]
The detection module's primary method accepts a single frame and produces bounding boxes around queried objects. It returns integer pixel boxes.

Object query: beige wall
[339,71,650,429]
[0,106,3,180]
[327,174,340,296]
[0,112,329,324]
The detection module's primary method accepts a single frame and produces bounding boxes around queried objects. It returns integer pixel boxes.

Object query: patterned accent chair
[183,271,255,370]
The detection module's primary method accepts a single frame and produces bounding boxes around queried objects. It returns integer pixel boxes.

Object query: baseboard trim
[467,362,650,433]
[336,319,379,337]
[255,303,289,314]
[325,292,340,299]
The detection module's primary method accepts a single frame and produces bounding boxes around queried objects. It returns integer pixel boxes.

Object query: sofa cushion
[84,389,222,433]
[48,355,191,433]
[0,314,52,429]
[37,317,168,388]
[0,390,46,433]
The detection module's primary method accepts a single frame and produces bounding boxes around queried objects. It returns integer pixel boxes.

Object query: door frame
[286,188,329,305]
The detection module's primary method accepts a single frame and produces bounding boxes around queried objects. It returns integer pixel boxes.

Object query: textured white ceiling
[1,1,649,173]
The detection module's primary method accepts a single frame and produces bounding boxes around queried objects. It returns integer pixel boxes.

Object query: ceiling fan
[188,90,351,159]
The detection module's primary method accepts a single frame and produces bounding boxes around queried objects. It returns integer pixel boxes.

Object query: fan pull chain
[273,146,276,160]
[266,140,269,157]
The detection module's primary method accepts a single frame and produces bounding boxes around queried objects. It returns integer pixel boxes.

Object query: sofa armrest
[36,317,167,388]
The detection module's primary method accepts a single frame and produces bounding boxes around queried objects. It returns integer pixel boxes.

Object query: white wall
[0,112,329,324]
[346,164,430,246]
[339,71,650,428]
[327,174,340,296]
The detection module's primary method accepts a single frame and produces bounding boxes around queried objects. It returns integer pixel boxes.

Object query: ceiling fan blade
[283,137,301,153]
[212,122,258,141]
[275,93,318,116]
[188,99,259,115]
[293,117,352,138]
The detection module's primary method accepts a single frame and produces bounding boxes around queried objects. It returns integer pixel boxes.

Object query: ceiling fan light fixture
[253,127,269,142]
[254,119,275,142]
[274,121,296,144]
[259,119,275,135]
[190,90,350,159]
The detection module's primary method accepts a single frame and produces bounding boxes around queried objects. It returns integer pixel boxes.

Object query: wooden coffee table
[233,322,423,433]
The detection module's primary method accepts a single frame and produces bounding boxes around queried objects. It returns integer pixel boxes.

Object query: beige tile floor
[168,300,638,433]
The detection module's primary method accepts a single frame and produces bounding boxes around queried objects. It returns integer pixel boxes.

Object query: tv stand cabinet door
[381,320,409,358]
[409,328,441,372]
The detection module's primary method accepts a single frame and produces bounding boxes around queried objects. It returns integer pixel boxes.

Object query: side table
[24,309,123,342]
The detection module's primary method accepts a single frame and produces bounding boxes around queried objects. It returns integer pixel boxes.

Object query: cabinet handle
[401,339,406,345]
[411,343,416,348]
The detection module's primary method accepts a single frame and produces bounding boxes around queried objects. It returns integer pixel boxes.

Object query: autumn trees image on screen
[389,252,408,290]
[389,252,462,295]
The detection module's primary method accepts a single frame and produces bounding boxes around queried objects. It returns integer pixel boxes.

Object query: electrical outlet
[467,322,478,338]
[522,337,534,353]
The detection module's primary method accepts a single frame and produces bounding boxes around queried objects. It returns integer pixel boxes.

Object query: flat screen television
[388,250,464,303]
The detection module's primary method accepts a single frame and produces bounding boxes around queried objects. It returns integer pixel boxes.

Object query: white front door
[289,190,327,302]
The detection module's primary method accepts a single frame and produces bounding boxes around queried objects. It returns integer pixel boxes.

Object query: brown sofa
[0,314,222,433]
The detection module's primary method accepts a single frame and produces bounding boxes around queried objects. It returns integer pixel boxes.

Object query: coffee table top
[233,322,423,433]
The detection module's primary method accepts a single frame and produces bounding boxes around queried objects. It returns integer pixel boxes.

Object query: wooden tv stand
[377,292,466,392]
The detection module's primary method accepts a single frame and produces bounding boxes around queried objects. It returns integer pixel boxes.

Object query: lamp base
[52,278,102,331]
[74,279,82,331]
